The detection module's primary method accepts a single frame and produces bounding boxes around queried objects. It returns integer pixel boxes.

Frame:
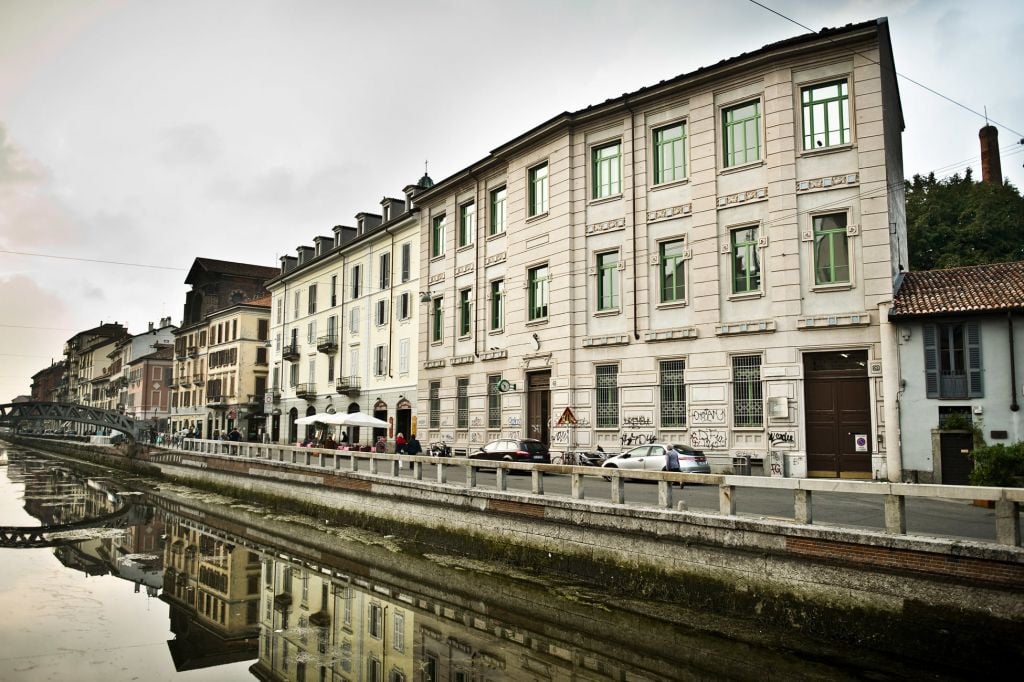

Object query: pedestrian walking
[665,444,683,488]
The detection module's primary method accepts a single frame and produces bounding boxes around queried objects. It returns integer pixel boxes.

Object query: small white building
[887,261,1024,483]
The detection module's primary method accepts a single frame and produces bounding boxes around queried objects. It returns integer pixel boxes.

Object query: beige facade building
[266,180,429,445]
[417,19,906,478]
[169,258,278,439]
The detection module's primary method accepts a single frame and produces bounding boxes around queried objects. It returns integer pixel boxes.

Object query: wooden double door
[804,351,872,479]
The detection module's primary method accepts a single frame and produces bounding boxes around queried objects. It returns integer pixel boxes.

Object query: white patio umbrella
[294,413,335,425]
[336,411,389,428]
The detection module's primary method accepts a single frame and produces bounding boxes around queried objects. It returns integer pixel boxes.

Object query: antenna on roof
[984,106,989,127]
[424,159,429,175]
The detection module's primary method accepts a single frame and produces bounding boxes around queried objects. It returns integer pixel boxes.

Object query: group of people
[393,432,422,455]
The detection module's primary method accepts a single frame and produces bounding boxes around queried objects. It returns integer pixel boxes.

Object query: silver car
[601,443,711,474]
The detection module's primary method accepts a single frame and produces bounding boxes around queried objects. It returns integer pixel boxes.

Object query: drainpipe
[1009,311,1019,412]
[471,173,481,358]
[624,98,640,340]
[879,302,903,481]
[385,225,396,379]
[568,123,576,450]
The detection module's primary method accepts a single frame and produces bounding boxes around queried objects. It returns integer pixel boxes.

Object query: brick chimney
[979,125,1002,184]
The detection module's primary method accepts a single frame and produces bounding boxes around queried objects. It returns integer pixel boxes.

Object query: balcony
[316,334,338,354]
[179,376,192,387]
[187,346,199,358]
[191,373,204,384]
[939,372,969,399]
[335,376,361,396]
[282,343,300,361]
[206,395,225,408]
[295,383,316,399]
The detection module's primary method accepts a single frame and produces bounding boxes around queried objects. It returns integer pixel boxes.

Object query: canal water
[0,444,971,681]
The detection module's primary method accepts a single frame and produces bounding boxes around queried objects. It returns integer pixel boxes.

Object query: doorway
[940,432,974,485]
[804,351,871,479]
[395,398,412,441]
[526,371,551,445]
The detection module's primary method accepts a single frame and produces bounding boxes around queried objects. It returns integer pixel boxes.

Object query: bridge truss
[0,401,143,441]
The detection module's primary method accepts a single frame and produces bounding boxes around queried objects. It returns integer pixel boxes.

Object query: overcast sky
[1,0,1022,402]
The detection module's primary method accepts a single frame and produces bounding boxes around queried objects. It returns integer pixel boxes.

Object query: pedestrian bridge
[0,503,148,549]
[0,401,143,441]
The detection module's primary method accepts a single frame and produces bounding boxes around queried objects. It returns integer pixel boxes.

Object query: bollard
[794,489,813,525]
[495,468,507,492]
[465,465,477,489]
[884,494,907,535]
[531,469,544,495]
[719,484,736,516]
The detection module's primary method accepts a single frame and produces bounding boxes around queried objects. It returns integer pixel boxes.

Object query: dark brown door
[526,371,550,445]
[804,351,872,479]
[940,432,974,485]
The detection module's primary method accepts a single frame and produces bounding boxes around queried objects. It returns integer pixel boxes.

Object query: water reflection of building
[161,516,261,671]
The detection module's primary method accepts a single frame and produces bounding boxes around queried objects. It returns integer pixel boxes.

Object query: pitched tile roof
[889,261,1024,319]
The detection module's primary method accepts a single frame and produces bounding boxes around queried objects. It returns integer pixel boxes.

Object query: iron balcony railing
[295,383,316,399]
[335,376,361,395]
[316,335,339,353]
[282,343,300,361]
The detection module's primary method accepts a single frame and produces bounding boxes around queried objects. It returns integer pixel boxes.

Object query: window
[308,284,317,314]
[597,252,619,311]
[429,381,440,428]
[400,243,411,282]
[293,291,300,319]
[369,603,383,638]
[659,240,686,303]
[490,280,504,331]
[660,360,686,427]
[596,365,619,428]
[327,353,334,381]
[653,122,686,183]
[731,226,760,294]
[399,338,409,374]
[732,355,763,427]
[723,100,761,167]
[258,319,269,341]
[349,308,359,333]
[459,289,471,337]
[374,345,387,376]
[924,322,983,399]
[397,292,411,320]
[813,212,850,284]
[368,659,382,682]
[431,214,446,258]
[802,79,850,150]
[376,299,387,326]
[528,163,548,216]
[459,202,475,247]
[289,363,299,387]
[351,265,362,299]
[457,378,469,428]
[393,611,405,652]
[591,141,621,199]
[330,275,338,306]
[379,252,390,289]
[487,374,501,428]
[276,299,283,324]
[528,265,548,321]
[489,186,506,235]
[307,321,315,344]
[431,297,443,343]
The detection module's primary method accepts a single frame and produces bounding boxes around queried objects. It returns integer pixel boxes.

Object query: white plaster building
[266,180,429,446]
[417,19,907,478]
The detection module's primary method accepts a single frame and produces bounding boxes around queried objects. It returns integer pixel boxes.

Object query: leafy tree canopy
[906,170,1024,270]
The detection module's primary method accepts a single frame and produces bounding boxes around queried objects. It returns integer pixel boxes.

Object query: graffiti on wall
[689,428,727,450]
[622,415,653,428]
[689,408,726,425]
[768,430,796,448]
[620,432,657,446]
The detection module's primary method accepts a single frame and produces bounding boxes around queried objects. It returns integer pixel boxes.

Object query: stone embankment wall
[7,436,1024,664]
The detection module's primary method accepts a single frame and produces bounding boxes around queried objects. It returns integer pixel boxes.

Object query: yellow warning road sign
[556,407,577,426]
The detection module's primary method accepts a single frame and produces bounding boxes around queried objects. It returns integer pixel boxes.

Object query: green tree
[906,170,1024,270]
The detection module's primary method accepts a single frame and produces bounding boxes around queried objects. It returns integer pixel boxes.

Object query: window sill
[486,231,506,241]
[799,143,855,158]
[525,211,549,224]
[650,178,689,192]
[656,300,688,310]
[594,308,621,317]
[429,254,445,263]
[488,328,505,336]
[525,318,548,327]
[727,291,763,302]
[588,193,623,206]
[810,281,853,293]
[457,243,474,253]
[719,160,765,176]
[732,426,765,431]
[457,334,472,341]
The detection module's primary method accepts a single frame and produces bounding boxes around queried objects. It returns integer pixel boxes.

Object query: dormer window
[357,217,365,234]
[382,203,390,222]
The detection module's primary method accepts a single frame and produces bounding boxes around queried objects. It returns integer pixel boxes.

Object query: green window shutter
[923,324,938,398]
[967,321,984,397]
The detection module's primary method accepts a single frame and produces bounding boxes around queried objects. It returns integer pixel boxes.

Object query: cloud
[0,122,48,184]
[158,123,222,166]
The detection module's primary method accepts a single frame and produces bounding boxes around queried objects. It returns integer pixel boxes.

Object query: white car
[600,443,711,474]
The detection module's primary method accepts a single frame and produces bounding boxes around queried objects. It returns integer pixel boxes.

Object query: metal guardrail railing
[170,438,1024,548]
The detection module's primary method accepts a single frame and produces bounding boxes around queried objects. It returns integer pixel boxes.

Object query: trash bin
[732,455,751,475]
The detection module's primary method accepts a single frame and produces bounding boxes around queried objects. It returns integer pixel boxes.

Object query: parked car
[600,443,710,475]
[469,438,551,465]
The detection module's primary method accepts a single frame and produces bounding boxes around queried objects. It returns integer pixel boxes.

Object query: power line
[746,0,1024,140]
[0,248,187,271]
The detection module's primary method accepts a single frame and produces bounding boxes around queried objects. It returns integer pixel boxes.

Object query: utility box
[732,455,751,475]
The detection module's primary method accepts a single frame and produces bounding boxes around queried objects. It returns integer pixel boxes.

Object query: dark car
[469,438,551,465]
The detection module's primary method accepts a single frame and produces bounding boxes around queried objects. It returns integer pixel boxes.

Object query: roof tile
[890,261,1024,318]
